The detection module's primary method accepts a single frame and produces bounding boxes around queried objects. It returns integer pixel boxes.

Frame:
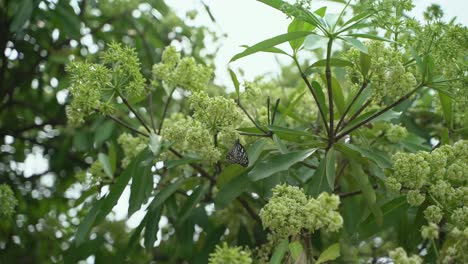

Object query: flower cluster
[66,43,145,125]
[208,243,252,264]
[0,184,18,218]
[441,227,468,264]
[189,91,243,132]
[162,114,221,164]
[388,247,422,264]
[259,184,343,238]
[385,140,468,258]
[344,41,417,104]
[117,132,148,168]
[101,42,146,99]
[152,46,212,92]
[386,124,408,143]
[408,23,468,126]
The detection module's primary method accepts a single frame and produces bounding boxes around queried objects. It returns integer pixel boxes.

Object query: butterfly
[226,139,249,167]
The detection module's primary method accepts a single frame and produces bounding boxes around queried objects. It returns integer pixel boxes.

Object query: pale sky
[167,0,468,90]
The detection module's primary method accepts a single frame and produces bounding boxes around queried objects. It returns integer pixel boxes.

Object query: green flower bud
[386,124,408,143]
[424,205,443,224]
[208,243,252,264]
[421,223,439,240]
[407,190,425,206]
[0,184,18,218]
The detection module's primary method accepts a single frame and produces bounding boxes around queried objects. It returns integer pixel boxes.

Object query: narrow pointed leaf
[230,31,311,62]
[326,147,336,189]
[249,149,317,181]
[316,243,341,264]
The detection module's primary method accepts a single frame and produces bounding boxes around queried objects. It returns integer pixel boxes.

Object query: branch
[335,80,369,132]
[158,86,176,134]
[237,100,268,133]
[339,184,379,198]
[106,114,149,137]
[237,197,262,225]
[325,38,334,147]
[335,83,424,141]
[116,91,151,133]
[293,57,330,135]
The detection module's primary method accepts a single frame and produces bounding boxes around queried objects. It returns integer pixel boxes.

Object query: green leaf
[94,120,115,147]
[314,6,327,17]
[75,198,104,246]
[289,241,304,261]
[273,134,289,154]
[98,153,113,178]
[144,206,162,249]
[309,58,354,68]
[331,77,346,115]
[96,151,152,221]
[305,157,332,197]
[177,182,210,224]
[325,147,336,189]
[269,239,289,264]
[346,33,395,43]
[311,81,329,120]
[165,157,202,168]
[148,177,187,211]
[248,149,317,181]
[230,31,311,62]
[350,163,382,226]
[359,196,409,239]
[341,37,368,53]
[277,90,308,124]
[54,3,82,39]
[316,243,341,264]
[348,84,372,117]
[10,0,34,32]
[217,165,245,189]
[229,68,240,98]
[214,170,250,209]
[128,155,153,216]
[342,143,392,168]
[288,19,314,50]
[338,11,372,33]
[247,139,269,166]
[359,52,371,78]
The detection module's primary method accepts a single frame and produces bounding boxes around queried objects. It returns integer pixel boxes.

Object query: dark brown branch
[106,114,149,137]
[325,38,334,147]
[237,197,262,225]
[335,80,368,133]
[237,100,268,133]
[335,83,424,141]
[117,91,151,133]
[338,184,379,198]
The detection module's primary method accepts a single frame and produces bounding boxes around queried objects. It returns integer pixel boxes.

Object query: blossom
[0,184,18,217]
[259,184,343,238]
[208,243,252,264]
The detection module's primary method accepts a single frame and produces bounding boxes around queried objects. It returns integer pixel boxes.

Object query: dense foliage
[1,0,467,263]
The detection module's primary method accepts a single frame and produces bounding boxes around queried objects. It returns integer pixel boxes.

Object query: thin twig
[148,91,157,133]
[339,184,379,198]
[237,197,262,225]
[293,57,330,135]
[169,147,216,183]
[325,38,335,147]
[237,100,268,133]
[158,86,176,134]
[267,96,271,125]
[335,83,424,141]
[239,131,272,137]
[335,80,368,132]
[117,91,151,133]
[106,114,149,137]
[271,98,280,125]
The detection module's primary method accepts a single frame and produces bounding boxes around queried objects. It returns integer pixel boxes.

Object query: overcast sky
[167,0,467,90]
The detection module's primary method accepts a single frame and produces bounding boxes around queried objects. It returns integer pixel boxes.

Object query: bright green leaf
[269,239,289,264]
[289,240,304,261]
[341,37,368,53]
[325,147,336,189]
[248,149,317,181]
[316,243,340,264]
[230,31,311,62]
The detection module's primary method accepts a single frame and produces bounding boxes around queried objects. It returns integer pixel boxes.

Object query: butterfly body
[226,139,249,167]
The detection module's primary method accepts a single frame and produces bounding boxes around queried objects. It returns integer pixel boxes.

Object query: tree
[1,0,467,263]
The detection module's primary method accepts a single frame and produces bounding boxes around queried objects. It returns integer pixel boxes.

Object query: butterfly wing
[226,140,249,167]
